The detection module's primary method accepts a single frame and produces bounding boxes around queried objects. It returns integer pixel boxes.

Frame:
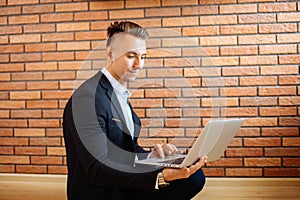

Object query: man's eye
[141,55,146,60]
[127,55,135,59]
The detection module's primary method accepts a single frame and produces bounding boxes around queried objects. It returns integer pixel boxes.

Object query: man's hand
[162,155,208,182]
[150,143,178,158]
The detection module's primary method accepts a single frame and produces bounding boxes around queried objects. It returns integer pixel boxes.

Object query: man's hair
[106,21,148,47]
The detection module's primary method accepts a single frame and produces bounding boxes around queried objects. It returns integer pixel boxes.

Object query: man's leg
[155,169,206,200]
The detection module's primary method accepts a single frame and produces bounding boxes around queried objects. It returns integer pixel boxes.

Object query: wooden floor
[0,173,299,200]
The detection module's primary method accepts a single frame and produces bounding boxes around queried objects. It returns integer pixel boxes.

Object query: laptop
[135,118,244,168]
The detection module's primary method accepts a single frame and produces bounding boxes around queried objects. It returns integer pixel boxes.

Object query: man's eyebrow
[127,51,147,55]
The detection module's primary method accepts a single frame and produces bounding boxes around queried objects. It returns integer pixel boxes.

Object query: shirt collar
[101,67,131,98]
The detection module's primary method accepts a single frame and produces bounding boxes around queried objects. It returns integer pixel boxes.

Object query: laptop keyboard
[158,157,185,165]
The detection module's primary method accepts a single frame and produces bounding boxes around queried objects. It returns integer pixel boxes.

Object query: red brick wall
[0,0,299,177]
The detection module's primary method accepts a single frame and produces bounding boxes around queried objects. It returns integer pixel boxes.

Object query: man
[63,21,207,200]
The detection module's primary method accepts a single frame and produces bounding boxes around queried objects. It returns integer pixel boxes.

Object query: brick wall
[0,0,299,177]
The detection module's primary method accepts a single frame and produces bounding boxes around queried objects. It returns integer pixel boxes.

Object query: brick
[243,117,277,126]
[42,52,74,61]
[202,57,238,66]
[0,82,25,90]
[41,13,73,23]
[56,2,88,12]
[11,53,41,63]
[182,5,218,16]
[239,14,276,24]
[27,81,58,90]
[283,158,300,167]
[30,137,61,146]
[26,100,58,109]
[74,11,107,21]
[162,37,199,47]
[31,156,62,165]
[201,97,238,107]
[42,90,72,99]
[58,61,91,71]
[90,1,124,10]
[22,4,54,14]
[146,48,181,58]
[278,12,300,22]
[15,147,45,155]
[265,147,300,157]
[183,88,219,98]
[221,107,257,117]
[10,91,41,100]
[279,55,300,64]
[259,44,296,54]
[14,128,45,137]
[43,109,63,118]
[262,127,299,137]
[258,2,296,12]
[24,24,55,33]
[162,17,198,27]
[279,117,300,127]
[146,88,180,98]
[129,78,163,88]
[0,147,14,155]
[220,4,257,14]
[0,101,25,109]
[277,33,300,44]
[260,107,297,117]
[140,118,164,128]
[8,15,39,24]
[12,72,42,81]
[147,7,180,17]
[0,156,29,164]
[146,108,181,118]
[16,165,47,174]
[200,15,237,25]
[57,42,90,51]
[0,110,9,118]
[226,148,263,157]
[240,76,277,86]
[10,34,40,44]
[46,128,63,137]
[183,47,219,57]
[240,55,277,65]
[259,86,296,96]
[183,26,219,36]
[226,168,262,177]
[239,35,276,45]
[200,0,236,4]
[29,119,60,128]
[149,128,184,137]
[264,168,300,177]
[109,9,144,19]
[47,147,66,156]
[12,108,41,119]
[220,25,257,35]
[0,92,9,100]
[42,33,74,42]
[76,31,106,41]
[279,75,300,85]
[164,78,200,87]
[8,0,38,5]
[0,137,28,146]
[129,99,163,108]
[201,36,237,46]
[259,23,297,33]
[202,168,224,177]
[206,158,243,167]
[261,65,299,75]
[0,44,24,53]
[164,98,200,108]
[222,66,259,76]
[126,0,160,8]
[57,22,89,32]
[0,128,13,136]
[0,165,14,173]
[221,87,257,96]
[221,46,257,56]
[244,138,281,147]
[0,26,22,35]
[48,165,67,174]
[244,158,281,167]
[0,17,7,25]
[0,6,21,16]
[240,97,277,106]
[183,108,219,117]
[283,138,300,147]
[147,68,182,78]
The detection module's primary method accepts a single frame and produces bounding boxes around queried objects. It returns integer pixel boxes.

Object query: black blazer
[63,71,160,200]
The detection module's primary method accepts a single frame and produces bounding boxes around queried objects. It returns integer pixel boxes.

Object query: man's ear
[106,47,113,62]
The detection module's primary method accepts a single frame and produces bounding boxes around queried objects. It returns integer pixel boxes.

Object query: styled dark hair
[106,21,148,47]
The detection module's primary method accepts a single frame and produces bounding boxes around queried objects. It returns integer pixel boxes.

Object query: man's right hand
[162,155,207,182]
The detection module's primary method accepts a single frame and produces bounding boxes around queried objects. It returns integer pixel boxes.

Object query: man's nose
[133,57,143,69]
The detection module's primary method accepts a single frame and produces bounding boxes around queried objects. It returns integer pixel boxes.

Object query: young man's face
[106,33,147,85]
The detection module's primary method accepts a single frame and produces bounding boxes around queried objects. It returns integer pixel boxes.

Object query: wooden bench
[0,173,299,200]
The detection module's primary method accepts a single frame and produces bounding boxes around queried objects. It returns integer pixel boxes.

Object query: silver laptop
[135,118,244,168]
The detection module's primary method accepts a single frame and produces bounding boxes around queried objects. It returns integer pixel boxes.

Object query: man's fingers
[154,144,165,158]
[162,144,177,155]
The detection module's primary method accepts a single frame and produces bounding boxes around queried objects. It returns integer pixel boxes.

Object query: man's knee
[189,169,206,193]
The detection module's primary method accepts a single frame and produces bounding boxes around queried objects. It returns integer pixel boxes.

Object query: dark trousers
[111,169,206,200]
